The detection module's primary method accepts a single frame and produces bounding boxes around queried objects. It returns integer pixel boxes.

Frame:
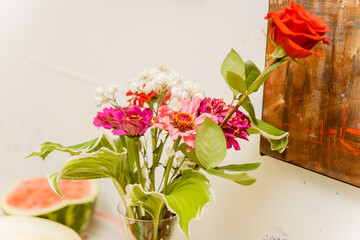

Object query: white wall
[0,0,359,239]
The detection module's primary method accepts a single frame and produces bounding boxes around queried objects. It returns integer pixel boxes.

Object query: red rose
[265,1,331,58]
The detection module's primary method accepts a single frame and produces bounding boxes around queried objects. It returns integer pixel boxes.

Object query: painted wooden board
[261,0,360,187]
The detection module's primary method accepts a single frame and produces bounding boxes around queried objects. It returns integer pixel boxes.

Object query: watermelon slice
[0,177,98,233]
[0,216,82,240]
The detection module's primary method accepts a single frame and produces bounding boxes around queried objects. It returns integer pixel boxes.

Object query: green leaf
[247,60,285,94]
[270,45,287,59]
[262,30,276,46]
[27,134,117,160]
[221,49,246,96]
[195,118,227,169]
[48,147,127,195]
[250,119,289,153]
[241,95,258,125]
[226,71,247,94]
[126,184,166,220]
[244,60,261,88]
[179,143,201,166]
[164,170,214,240]
[207,169,256,186]
[216,163,260,172]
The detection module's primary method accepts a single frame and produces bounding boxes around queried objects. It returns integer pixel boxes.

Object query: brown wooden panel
[261,0,360,187]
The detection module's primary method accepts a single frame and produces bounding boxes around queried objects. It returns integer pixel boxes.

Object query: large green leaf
[27,134,116,160]
[215,163,260,172]
[221,49,246,96]
[207,169,256,186]
[164,170,214,240]
[244,60,261,88]
[226,71,247,94]
[249,119,289,153]
[247,60,285,94]
[125,184,166,220]
[47,147,127,195]
[195,118,227,169]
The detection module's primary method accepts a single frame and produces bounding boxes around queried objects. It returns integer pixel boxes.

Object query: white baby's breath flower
[166,147,176,157]
[139,70,151,81]
[158,63,169,72]
[172,81,205,100]
[129,79,141,92]
[143,82,154,94]
[95,87,104,97]
[102,97,111,104]
[94,96,103,107]
[171,86,187,99]
[135,64,183,95]
[167,72,182,88]
[107,84,119,94]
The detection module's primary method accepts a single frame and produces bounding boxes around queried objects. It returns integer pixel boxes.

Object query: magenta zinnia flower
[153,97,217,150]
[93,107,118,129]
[94,106,153,137]
[198,97,251,150]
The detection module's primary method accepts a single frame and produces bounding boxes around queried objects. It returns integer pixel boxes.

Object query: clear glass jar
[117,203,178,240]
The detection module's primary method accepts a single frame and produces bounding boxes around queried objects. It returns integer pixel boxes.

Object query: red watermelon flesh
[5,178,92,210]
[0,177,98,233]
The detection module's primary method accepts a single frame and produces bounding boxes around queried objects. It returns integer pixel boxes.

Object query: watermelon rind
[0,215,82,239]
[0,178,98,233]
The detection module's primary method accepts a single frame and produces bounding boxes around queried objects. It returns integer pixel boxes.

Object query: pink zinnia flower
[198,98,251,151]
[153,97,217,150]
[94,106,153,137]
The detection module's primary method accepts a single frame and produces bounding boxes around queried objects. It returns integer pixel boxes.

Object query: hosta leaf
[195,118,227,169]
[215,163,260,172]
[27,134,116,160]
[226,71,247,94]
[126,184,166,220]
[164,170,214,240]
[48,147,127,195]
[249,119,289,153]
[207,169,256,186]
[221,49,246,96]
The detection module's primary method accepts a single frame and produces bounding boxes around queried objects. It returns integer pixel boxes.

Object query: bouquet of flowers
[28,2,330,239]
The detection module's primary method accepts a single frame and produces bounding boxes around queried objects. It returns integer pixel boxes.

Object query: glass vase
[117,203,178,240]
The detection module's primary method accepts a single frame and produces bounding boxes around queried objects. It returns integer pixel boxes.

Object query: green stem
[133,139,145,189]
[113,180,135,219]
[150,128,158,191]
[170,157,186,182]
[220,57,279,128]
[163,138,181,194]
[153,202,165,240]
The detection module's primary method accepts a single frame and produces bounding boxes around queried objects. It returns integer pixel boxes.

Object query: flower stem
[112,179,135,219]
[163,138,181,194]
[220,57,279,128]
[133,139,145,189]
[219,94,248,128]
